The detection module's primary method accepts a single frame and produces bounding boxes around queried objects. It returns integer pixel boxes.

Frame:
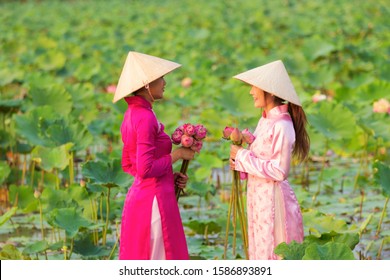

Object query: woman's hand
[174,172,188,189]
[171,147,195,163]
[229,145,243,170]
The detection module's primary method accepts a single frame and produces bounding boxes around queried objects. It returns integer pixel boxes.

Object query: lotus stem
[90,197,98,245]
[69,151,74,185]
[236,172,249,259]
[232,173,237,256]
[108,221,120,260]
[38,198,45,240]
[377,238,385,260]
[68,238,74,260]
[63,244,68,260]
[176,159,190,201]
[376,197,389,237]
[54,169,59,190]
[30,160,35,188]
[223,181,234,259]
[103,188,111,246]
[21,155,27,185]
[359,189,365,220]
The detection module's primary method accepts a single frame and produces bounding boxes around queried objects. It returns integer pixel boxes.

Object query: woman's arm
[234,121,295,181]
[134,111,172,179]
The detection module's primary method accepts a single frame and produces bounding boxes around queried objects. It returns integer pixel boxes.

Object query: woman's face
[149,77,166,100]
[249,86,266,108]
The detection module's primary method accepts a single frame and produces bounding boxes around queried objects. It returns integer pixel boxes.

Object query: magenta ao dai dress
[119,95,189,260]
[234,104,304,260]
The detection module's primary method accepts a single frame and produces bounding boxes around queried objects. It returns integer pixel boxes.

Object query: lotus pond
[0,0,389,260]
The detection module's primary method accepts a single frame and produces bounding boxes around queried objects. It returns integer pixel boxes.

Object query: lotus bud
[222,126,234,139]
[373,98,390,114]
[230,128,242,145]
[181,134,194,147]
[32,157,42,164]
[105,84,117,93]
[312,91,327,103]
[194,124,207,140]
[183,123,196,136]
[190,140,203,153]
[34,189,41,199]
[181,77,192,88]
[80,179,86,187]
[171,128,184,145]
[242,128,255,144]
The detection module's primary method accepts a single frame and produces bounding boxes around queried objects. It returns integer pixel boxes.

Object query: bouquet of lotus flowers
[172,123,207,200]
[222,126,255,259]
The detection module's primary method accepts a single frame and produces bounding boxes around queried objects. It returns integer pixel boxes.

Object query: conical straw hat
[113,51,181,103]
[233,60,301,106]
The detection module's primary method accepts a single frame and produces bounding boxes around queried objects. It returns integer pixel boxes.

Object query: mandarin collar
[124,95,152,109]
[262,104,289,119]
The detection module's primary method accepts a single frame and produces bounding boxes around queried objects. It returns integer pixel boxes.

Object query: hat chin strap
[145,84,155,102]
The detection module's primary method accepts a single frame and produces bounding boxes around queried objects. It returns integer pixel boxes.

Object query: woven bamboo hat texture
[113,51,181,103]
[233,60,301,106]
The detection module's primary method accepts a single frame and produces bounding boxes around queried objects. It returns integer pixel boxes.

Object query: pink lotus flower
[222,126,234,139]
[194,124,207,140]
[105,84,117,93]
[373,98,390,114]
[230,128,242,145]
[171,123,207,201]
[183,123,196,136]
[191,139,203,153]
[312,92,327,103]
[242,128,255,144]
[181,134,194,147]
[181,77,192,88]
[172,128,184,145]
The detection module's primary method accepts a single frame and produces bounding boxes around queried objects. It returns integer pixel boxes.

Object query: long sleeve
[133,110,172,179]
[234,120,295,182]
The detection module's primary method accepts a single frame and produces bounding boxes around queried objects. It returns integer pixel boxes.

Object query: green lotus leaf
[0,244,24,260]
[45,117,93,152]
[46,207,94,238]
[31,143,73,172]
[373,161,390,197]
[0,67,24,86]
[40,187,81,211]
[35,50,66,71]
[82,159,132,189]
[274,240,307,260]
[29,85,72,117]
[22,240,49,255]
[307,102,357,140]
[185,220,222,234]
[302,37,336,61]
[0,99,23,114]
[13,106,59,147]
[0,207,17,226]
[303,210,348,237]
[216,85,258,118]
[187,181,214,197]
[305,232,359,250]
[0,130,12,148]
[302,242,355,260]
[8,185,38,213]
[73,235,110,258]
[355,79,390,102]
[0,161,11,185]
[66,83,98,125]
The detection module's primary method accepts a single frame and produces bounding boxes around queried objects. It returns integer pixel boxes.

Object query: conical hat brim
[113,51,181,103]
[233,60,301,106]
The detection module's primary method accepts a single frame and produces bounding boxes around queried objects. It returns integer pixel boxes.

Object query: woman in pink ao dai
[230,60,310,260]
